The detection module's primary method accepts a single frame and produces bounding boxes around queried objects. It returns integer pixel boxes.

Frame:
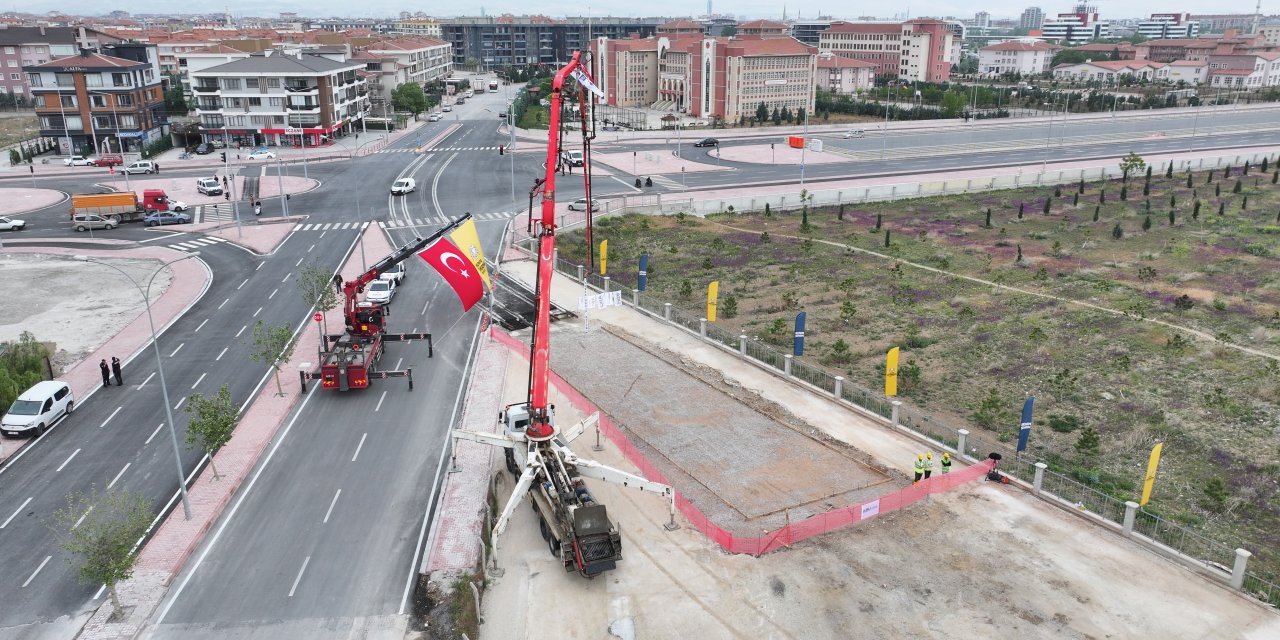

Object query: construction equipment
[306,214,471,391]
[452,52,676,579]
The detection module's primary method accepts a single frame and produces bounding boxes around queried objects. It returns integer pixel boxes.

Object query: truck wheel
[108,215,121,224]
[504,449,519,475]
[548,533,560,556]
[538,516,550,541]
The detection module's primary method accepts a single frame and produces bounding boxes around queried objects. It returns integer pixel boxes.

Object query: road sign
[313,312,323,322]
[285,127,303,135]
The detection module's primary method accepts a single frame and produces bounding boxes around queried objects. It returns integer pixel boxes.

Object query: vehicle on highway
[65,155,95,166]
[391,178,416,195]
[365,279,396,304]
[562,149,584,166]
[93,154,124,166]
[122,160,156,174]
[693,138,719,147]
[1,380,74,437]
[246,150,276,160]
[428,112,443,121]
[195,143,212,155]
[0,216,25,231]
[489,80,499,90]
[498,111,507,119]
[442,105,453,112]
[379,262,407,285]
[197,178,223,196]
[843,129,865,139]
[465,89,474,98]
[144,211,192,226]
[72,213,118,231]
[455,97,466,105]
[568,198,601,212]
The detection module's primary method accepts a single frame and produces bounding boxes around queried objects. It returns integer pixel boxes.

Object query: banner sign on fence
[794,311,806,356]
[599,239,608,275]
[885,347,899,397]
[1141,442,1164,506]
[860,499,880,520]
[706,281,719,322]
[578,290,623,311]
[1017,396,1035,453]
[638,254,649,291]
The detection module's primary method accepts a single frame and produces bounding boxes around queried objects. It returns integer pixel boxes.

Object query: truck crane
[306,214,472,391]
[453,52,677,578]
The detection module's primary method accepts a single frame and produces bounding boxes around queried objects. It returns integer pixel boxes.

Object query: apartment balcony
[284,84,319,94]
[193,84,220,95]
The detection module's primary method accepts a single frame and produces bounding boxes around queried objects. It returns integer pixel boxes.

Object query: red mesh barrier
[488,327,995,555]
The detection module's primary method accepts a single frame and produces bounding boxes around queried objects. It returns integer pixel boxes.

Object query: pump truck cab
[68,190,188,224]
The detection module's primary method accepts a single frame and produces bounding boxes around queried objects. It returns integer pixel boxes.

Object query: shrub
[1202,477,1230,513]
[679,279,693,299]
[1093,205,1099,222]
[1072,193,1079,207]
[760,231,770,243]
[1075,426,1101,462]
[1054,185,1061,198]
[1170,193,1176,208]
[1168,210,1175,226]
[1142,215,1152,231]
[1166,164,1173,178]
[1186,172,1193,188]
[1047,414,1081,433]
[1219,201,1225,215]
[874,213,882,230]
[984,208,991,228]
[8,149,18,165]
[829,338,851,363]
[1174,294,1195,310]
[764,202,771,217]
[1043,198,1051,214]
[1193,200,1201,217]
[1242,196,1248,210]
[838,203,845,221]
[1233,179,1242,193]
[970,388,1011,430]
[883,229,891,247]
[721,294,738,318]
[1112,223,1124,239]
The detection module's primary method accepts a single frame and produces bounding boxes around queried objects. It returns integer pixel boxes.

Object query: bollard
[577,264,584,282]
[1122,501,1139,537]
[957,429,970,460]
[470,581,483,625]
[739,334,747,356]
[632,289,639,307]
[663,302,672,321]
[783,354,793,376]
[602,276,610,293]
[1231,549,1252,590]
[1033,462,1047,495]
[891,400,902,427]
[699,318,707,339]
[834,376,843,399]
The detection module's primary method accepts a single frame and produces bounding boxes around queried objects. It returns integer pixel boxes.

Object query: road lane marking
[323,490,341,524]
[218,298,230,310]
[269,288,278,299]
[99,406,122,429]
[352,433,367,462]
[145,423,164,445]
[136,372,155,390]
[421,300,429,315]
[394,357,402,370]
[2,497,32,528]
[107,463,130,489]
[295,257,305,267]
[319,231,326,239]
[22,556,51,588]
[282,272,293,282]
[288,556,311,597]
[235,325,247,338]
[216,347,228,361]
[253,307,263,317]
[56,449,80,472]
[375,390,387,412]
[308,244,315,252]
[195,319,209,332]
[191,373,207,389]
[174,397,186,410]
[73,506,94,529]
[237,278,248,290]
[256,262,264,271]
[169,343,185,357]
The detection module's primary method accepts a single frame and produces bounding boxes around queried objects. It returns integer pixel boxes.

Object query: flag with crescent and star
[448,218,492,290]
[418,238,485,311]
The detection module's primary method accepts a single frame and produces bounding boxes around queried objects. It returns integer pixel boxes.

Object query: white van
[563,150,584,167]
[2,380,74,437]
[123,160,155,175]
[391,178,416,195]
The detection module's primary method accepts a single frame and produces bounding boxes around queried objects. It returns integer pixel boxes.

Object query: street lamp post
[56,88,74,156]
[75,253,198,520]
[275,156,290,218]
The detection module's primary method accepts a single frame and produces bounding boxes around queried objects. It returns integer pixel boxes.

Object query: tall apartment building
[1020,7,1045,30]
[392,19,443,38]
[974,12,992,29]
[791,19,834,46]
[364,38,452,86]
[818,19,954,82]
[443,16,660,68]
[190,50,368,147]
[1189,14,1273,34]
[1138,13,1199,39]
[1040,8,1109,45]
[26,48,164,155]
[0,27,121,101]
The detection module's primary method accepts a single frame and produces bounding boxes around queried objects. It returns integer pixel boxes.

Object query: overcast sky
[18,2,1270,22]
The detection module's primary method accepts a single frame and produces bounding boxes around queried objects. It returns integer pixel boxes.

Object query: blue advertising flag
[1017,396,1035,452]
[638,254,649,291]
[794,311,806,357]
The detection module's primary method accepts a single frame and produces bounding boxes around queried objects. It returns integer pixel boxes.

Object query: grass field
[0,115,40,151]
[559,157,1280,575]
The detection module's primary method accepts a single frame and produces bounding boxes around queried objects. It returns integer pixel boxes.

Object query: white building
[978,40,1061,77]
[1208,53,1280,87]
[1041,12,1109,45]
[392,19,443,38]
[1052,59,1167,83]
[363,38,452,87]
[815,52,877,94]
[1166,59,1208,84]
[1138,14,1200,39]
[177,44,250,97]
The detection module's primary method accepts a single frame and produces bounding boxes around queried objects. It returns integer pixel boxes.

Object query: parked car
[568,198,601,212]
[843,129,865,139]
[196,178,223,196]
[195,143,212,155]
[1,380,74,437]
[380,262,407,285]
[144,211,192,226]
[65,155,95,166]
[122,160,155,174]
[92,154,124,166]
[693,138,719,148]
[428,113,443,122]
[442,105,453,112]
[0,216,25,231]
[72,214,118,231]
[391,178,416,195]
[366,279,396,304]
[246,150,276,160]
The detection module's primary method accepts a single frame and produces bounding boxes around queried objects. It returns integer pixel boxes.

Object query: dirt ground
[0,253,170,373]
[477,267,1280,639]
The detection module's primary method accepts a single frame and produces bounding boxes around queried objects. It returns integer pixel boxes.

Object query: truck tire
[504,449,519,475]
[547,533,560,556]
[538,516,550,541]
[108,215,121,224]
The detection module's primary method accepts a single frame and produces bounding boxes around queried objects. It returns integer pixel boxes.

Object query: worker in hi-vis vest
[913,455,925,484]
[941,452,952,474]
[923,453,935,479]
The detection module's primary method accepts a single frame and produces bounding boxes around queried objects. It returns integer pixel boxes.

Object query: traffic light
[220,152,226,162]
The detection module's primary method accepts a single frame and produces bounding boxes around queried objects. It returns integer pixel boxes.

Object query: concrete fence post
[553,248,558,267]
[891,400,902,427]
[738,334,747,356]
[631,289,639,307]
[663,303,672,321]
[783,354,793,376]
[957,429,969,460]
[576,264,584,282]
[1123,501,1139,537]
[602,276,610,293]
[834,376,843,399]
[1033,462,1047,495]
[1231,549,1252,590]
[699,318,707,339]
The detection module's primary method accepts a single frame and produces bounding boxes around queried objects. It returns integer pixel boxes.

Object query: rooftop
[197,50,360,74]
[26,51,146,70]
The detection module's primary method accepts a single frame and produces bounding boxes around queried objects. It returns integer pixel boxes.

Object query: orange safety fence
[489,327,996,555]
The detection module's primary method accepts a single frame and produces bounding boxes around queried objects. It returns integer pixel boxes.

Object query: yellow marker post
[599,239,608,275]
[885,346,900,397]
[1140,442,1163,506]
[706,281,719,322]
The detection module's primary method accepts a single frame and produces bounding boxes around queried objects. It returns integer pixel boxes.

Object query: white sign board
[859,499,881,520]
[284,127,303,135]
[578,290,623,311]
[765,79,788,86]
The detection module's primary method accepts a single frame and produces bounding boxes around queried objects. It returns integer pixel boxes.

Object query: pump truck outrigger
[451,51,678,579]
[301,214,472,392]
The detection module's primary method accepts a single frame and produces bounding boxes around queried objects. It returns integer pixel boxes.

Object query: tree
[771,107,782,125]
[1166,163,1173,178]
[296,261,340,335]
[1052,50,1091,66]
[249,320,297,396]
[756,102,769,123]
[839,301,857,324]
[1075,426,1101,463]
[984,208,992,228]
[1142,215,1152,231]
[50,487,153,615]
[971,387,1012,430]
[721,294,738,318]
[163,84,190,114]
[1109,47,1121,61]
[883,229,891,247]
[829,338,851,363]
[1233,178,1242,193]
[1112,222,1124,239]
[1119,152,1146,182]
[1043,197,1051,214]
[1202,477,1230,512]
[391,83,428,120]
[184,384,239,481]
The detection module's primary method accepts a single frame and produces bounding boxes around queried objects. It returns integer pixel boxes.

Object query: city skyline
[9,1,1276,22]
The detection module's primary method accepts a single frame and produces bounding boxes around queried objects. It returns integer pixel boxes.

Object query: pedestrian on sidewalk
[222,175,228,188]
[100,359,111,387]
[941,452,952,474]
[923,452,934,479]
[154,162,160,174]
[111,357,123,386]
[913,454,924,484]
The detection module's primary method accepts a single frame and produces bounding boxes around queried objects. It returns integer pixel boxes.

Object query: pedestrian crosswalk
[195,203,239,224]
[647,175,683,190]
[166,236,228,252]
[295,222,372,231]
[379,212,515,228]
[375,146,502,153]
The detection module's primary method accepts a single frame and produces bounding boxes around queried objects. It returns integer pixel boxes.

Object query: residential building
[1138,13,1199,39]
[363,38,452,86]
[178,44,251,96]
[592,34,816,123]
[974,12,991,29]
[815,52,876,93]
[1020,7,1045,30]
[656,20,705,36]
[736,20,789,37]
[1071,42,1136,60]
[1040,9,1109,45]
[1188,14,1275,34]
[0,26,122,100]
[1165,59,1207,84]
[978,39,1061,77]
[818,19,955,82]
[791,19,834,46]
[443,15,660,68]
[392,19,443,38]
[190,50,368,147]
[1207,52,1280,87]
[25,48,165,155]
[1051,59,1167,82]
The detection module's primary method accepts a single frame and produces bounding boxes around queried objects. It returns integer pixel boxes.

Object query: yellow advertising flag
[599,239,608,275]
[448,218,492,290]
[706,281,719,322]
[885,347,900,397]
[1140,442,1164,506]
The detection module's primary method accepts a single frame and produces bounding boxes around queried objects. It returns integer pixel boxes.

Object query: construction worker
[923,452,935,479]
[913,455,925,484]
[941,452,952,474]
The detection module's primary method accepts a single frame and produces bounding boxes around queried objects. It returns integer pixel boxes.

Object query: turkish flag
[418,238,485,311]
